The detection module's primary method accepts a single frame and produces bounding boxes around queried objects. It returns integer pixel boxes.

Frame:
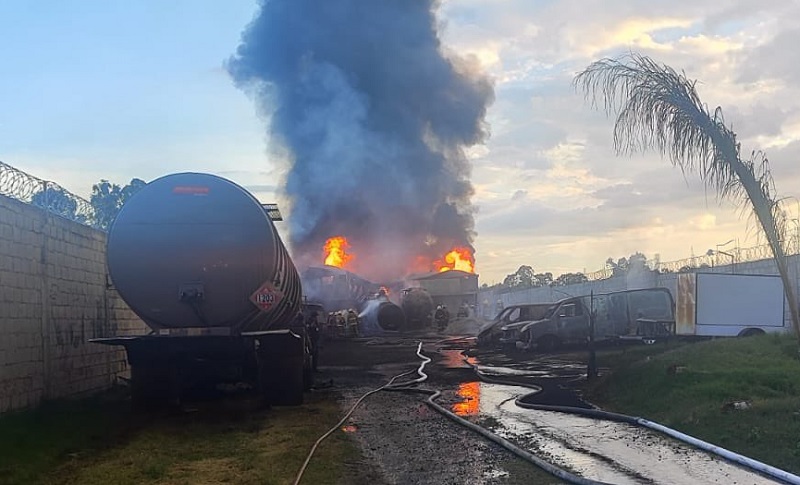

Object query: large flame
[436,246,475,273]
[323,236,354,268]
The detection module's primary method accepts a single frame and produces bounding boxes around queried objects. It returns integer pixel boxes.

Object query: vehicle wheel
[537,335,560,353]
[501,342,516,354]
[131,362,180,411]
[525,331,536,352]
[739,328,765,337]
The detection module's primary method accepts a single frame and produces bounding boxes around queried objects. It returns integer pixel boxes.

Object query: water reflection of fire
[436,246,475,273]
[452,381,480,416]
[323,236,353,268]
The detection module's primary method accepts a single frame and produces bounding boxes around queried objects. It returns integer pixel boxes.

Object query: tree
[90,178,146,230]
[553,272,588,286]
[31,185,78,220]
[606,252,648,276]
[503,265,535,288]
[575,53,800,343]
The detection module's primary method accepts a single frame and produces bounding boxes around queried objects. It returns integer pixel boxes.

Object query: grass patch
[0,389,129,485]
[0,389,364,485]
[588,334,800,474]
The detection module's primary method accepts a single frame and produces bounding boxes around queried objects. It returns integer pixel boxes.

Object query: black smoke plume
[228,0,493,282]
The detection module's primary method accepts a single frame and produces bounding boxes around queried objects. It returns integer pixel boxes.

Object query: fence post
[38,210,52,399]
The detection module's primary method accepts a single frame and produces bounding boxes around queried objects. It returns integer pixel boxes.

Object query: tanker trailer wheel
[256,334,305,406]
[130,362,180,411]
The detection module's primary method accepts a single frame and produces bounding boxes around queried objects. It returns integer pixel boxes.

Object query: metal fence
[582,242,800,282]
[0,160,100,229]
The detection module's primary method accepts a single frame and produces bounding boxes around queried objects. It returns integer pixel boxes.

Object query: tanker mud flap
[244,330,306,406]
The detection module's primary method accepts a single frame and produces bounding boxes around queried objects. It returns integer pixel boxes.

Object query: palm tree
[574,53,800,343]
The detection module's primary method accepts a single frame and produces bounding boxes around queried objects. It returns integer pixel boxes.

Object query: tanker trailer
[401,287,434,330]
[91,173,310,406]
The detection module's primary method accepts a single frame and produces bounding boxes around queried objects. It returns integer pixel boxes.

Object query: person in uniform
[306,311,321,371]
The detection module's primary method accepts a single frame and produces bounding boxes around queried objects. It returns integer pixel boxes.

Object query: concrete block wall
[0,195,147,413]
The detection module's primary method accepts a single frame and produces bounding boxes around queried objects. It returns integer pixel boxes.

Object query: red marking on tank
[250,282,284,311]
[172,186,210,195]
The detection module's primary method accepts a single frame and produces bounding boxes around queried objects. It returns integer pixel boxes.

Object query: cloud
[440,1,800,281]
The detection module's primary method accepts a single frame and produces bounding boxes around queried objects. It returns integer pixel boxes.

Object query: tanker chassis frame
[92,328,313,408]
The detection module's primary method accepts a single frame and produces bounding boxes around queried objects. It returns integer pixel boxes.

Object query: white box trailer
[675,273,787,337]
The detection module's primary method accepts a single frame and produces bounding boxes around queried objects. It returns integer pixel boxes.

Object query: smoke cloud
[228,0,494,282]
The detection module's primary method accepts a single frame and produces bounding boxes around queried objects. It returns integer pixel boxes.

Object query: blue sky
[3,1,800,283]
[1,1,265,183]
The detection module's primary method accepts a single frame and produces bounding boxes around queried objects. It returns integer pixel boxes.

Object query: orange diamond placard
[250,282,284,311]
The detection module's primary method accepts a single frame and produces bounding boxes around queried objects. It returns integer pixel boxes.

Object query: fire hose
[465,360,800,485]
[293,342,611,485]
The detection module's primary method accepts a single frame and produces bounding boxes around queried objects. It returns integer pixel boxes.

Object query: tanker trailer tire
[130,362,180,411]
[256,334,305,406]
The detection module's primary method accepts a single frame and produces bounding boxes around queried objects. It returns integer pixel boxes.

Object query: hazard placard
[250,282,284,311]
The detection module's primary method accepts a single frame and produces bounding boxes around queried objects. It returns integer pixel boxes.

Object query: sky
[2,1,800,284]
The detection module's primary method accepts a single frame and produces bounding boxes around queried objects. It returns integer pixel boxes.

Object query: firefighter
[336,311,347,337]
[458,301,470,318]
[435,305,449,332]
[291,311,305,334]
[346,309,360,337]
[326,312,337,337]
[306,311,321,371]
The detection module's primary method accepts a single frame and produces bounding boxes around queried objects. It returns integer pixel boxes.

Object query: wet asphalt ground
[315,330,785,484]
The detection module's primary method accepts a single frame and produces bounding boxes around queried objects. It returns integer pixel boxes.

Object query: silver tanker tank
[107,172,301,333]
[95,173,308,407]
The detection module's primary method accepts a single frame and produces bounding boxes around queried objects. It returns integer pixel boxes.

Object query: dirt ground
[313,323,565,484]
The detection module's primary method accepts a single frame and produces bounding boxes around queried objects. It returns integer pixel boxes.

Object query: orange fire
[436,246,475,273]
[323,236,354,268]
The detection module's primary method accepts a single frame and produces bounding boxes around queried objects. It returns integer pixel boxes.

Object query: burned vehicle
[500,288,675,352]
[477,303,552,348]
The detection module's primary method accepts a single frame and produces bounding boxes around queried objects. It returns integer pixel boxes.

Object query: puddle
[452,382,780,484]
[452,382,481,416]
[439,349,477,369]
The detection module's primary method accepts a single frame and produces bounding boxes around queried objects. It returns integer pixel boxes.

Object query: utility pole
[588,290,598,380]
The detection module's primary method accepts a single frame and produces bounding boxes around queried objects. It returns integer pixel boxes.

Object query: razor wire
[0,160,100,229]
[586,241,800,279]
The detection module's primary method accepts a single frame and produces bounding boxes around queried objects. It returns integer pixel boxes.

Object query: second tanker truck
[92,172,311,407]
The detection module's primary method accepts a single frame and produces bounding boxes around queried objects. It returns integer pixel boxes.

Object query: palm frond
[575,53,800,341]
[575,54,789,251]
[574,54,740,200]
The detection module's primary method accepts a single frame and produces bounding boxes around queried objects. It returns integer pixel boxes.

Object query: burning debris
[228,0,493,283]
